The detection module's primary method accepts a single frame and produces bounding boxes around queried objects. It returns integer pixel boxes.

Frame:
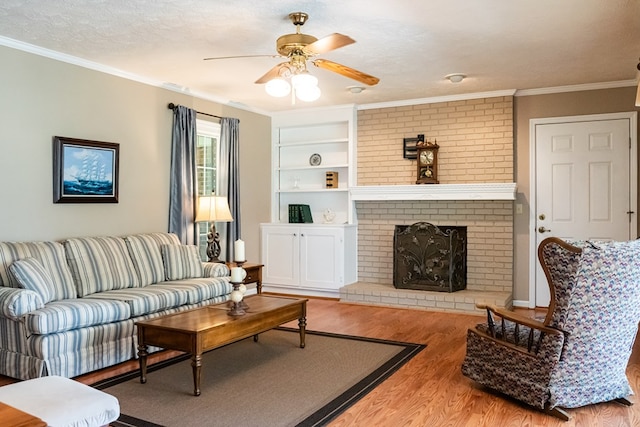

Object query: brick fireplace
[340,95,515,314]
[340,186,514,314]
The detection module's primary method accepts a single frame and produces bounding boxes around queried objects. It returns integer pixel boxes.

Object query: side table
[228,262,264,294]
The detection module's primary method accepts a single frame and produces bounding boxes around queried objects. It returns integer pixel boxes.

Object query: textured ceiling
[1,0,639,113]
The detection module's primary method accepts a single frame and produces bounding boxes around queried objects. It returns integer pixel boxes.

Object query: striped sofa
[0,232,232,380]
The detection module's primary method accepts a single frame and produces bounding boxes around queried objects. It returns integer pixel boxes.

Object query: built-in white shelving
[270,106,357,224]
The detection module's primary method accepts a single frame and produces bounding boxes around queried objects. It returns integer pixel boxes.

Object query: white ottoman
[0,375,120,427]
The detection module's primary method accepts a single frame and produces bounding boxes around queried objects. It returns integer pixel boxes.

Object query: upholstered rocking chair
[462,237,640,420]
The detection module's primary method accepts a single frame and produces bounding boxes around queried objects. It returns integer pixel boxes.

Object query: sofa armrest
[0,287,45,319]
[202,262,230,278]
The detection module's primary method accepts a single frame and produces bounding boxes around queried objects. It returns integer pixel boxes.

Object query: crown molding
[515,79,637,97]
[357,90,517,110]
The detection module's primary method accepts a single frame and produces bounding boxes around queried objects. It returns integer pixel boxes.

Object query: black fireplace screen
[393,222,467,292]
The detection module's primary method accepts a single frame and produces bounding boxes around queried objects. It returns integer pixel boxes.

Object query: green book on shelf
[288,204,312,223]
[288,204,302,223]
[299,204,313,223]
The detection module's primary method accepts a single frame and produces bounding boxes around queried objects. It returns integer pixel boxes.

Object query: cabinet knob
[293,233,297,237]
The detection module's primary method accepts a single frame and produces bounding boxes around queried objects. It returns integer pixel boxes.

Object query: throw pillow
[9,258,55,304]
[161,245,204,281]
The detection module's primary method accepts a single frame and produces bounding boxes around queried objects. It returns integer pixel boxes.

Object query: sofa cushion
[84,287,190,317]
[151,277,232,305]
[64,236,141,297]
[161,245,203,281]
[23,299,131,335]
[9,258,55,304]
[125,233,181,286]
[0,242,76,299]
[203,262,230,278]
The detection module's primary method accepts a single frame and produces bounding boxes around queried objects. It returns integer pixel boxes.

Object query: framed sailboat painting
[53,136,119,203]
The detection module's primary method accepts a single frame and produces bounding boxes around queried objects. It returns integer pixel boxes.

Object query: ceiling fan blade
[303,33,355,56]
[255,62,291,84]
[312,59,380,86]
[204,54,281,61]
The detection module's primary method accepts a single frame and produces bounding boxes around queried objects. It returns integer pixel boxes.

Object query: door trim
[527,112,638,308]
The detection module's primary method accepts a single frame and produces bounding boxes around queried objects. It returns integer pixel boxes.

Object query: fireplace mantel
[350,183,516,201]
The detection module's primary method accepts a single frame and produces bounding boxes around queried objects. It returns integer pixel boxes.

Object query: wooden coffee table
[136,294,307,396]
[0,402,46,427]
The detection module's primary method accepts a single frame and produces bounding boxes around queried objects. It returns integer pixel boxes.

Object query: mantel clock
[416,142,439,184]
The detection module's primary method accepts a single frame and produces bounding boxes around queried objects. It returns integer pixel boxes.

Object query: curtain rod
[167,103,225,120]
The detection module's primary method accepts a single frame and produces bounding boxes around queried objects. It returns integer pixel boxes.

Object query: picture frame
[403,134,425,159]
[53,136,119,203]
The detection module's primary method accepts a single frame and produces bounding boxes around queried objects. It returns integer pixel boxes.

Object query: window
[196,119,221,260]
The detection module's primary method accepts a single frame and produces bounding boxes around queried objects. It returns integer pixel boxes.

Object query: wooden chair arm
[474,303,565,355]
[476,303,563,336]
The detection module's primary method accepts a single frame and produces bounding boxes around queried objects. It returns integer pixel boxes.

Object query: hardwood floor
[1,297,639,426]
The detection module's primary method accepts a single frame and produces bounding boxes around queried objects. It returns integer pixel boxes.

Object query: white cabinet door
[299,227,343,289]
[261,225,300,286]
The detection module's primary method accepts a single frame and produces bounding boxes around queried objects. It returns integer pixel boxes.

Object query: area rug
[95,328,424,427]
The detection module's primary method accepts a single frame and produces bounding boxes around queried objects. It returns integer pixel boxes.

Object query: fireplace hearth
[393,222,467,292]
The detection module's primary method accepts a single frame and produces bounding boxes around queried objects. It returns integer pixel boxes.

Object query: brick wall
[357,96,514,185]
[354,96,514,294]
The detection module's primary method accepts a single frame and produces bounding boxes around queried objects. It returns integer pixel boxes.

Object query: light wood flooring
[1,297,640,426]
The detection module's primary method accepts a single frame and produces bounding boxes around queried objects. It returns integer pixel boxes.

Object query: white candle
[231,267,243,283]
[234,239,245,261]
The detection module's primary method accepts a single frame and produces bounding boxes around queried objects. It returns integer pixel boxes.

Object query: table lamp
[195,194,234,263]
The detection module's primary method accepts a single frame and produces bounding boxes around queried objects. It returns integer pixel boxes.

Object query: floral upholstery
[462,237,640,418]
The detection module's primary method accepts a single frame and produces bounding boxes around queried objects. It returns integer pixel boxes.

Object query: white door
[533,114,636,307]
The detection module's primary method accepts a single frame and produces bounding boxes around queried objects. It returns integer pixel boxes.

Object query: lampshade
[195,195,234,223]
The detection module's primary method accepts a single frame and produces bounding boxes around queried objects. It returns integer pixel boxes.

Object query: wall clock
[416,142,439,184]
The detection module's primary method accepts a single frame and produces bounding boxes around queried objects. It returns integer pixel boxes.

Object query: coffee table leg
[138,344,148,384]
[191,354,202,396]
[298,316,306,348]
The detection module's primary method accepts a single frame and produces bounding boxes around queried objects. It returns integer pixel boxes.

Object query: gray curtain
[219,117,241,260]
[168,105,198,244]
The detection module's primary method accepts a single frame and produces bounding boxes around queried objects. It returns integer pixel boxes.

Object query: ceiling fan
[204,12,379,94]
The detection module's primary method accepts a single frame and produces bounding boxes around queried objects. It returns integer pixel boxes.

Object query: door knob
[538,226,551,233]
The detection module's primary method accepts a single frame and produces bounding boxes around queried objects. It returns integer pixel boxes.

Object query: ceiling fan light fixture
[265,78,291,97]
[291,72,318,89]
[445,73,466,83]
[295,84,321,102]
